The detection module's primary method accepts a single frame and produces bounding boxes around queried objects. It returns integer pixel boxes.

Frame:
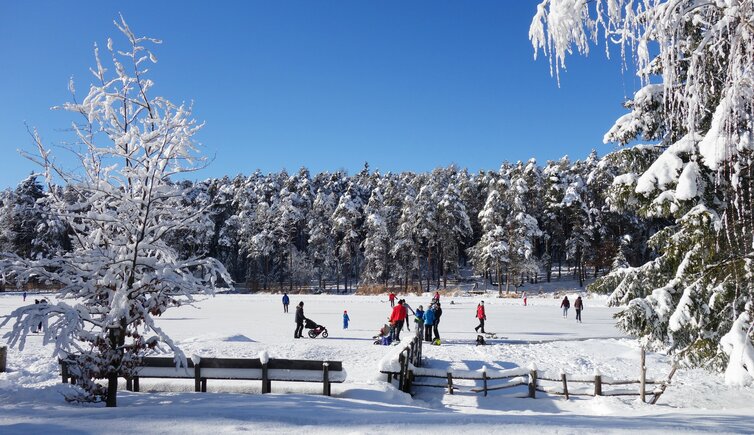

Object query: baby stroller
[305,318,328,338]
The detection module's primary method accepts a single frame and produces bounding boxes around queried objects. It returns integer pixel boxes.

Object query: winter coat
[343,313,350,322]
[423,308,435,326]
[414,309,424,322]
[390,304,407,323]
[574,298,583,310]
[434,306,443,322]
[561,298,570,309]
[476,305,486,320]
[295,306,305,324]
[282,295,290,305]
[388,293,396,301]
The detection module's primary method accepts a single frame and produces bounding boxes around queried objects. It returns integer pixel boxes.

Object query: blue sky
[0,1,637,188]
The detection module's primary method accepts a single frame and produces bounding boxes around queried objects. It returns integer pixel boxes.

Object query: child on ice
[343,310,350,329]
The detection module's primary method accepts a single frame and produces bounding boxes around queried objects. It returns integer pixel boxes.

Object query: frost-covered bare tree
[0,17,231,406]
[531,0,754,384]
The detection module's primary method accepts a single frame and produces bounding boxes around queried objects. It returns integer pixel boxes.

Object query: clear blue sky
[0,1,637,188]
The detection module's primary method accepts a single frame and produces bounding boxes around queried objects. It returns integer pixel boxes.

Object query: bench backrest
[140,357,342,372]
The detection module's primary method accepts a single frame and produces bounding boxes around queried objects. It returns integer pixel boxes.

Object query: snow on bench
[61,352,346,396]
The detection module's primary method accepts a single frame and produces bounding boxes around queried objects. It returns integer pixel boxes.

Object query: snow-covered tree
[470,185,510,296]
[0,18,231,406]
[532,0,754,383]
[361,188,391,284]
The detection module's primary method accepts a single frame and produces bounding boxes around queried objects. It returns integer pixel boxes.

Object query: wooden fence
[392,348,672,404]
[382,335,423,393]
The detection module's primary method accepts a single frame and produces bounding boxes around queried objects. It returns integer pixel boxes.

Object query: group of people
[560,295,584,322]
[284,289,586,342]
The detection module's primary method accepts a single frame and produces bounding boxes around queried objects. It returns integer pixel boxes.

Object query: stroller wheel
[321,330,328,338]
[308,330,317,338]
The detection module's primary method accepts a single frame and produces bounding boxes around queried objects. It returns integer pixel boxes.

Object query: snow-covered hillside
[1,291,753,434]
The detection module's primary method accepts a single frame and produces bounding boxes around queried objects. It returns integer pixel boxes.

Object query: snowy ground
[1,289,753,434]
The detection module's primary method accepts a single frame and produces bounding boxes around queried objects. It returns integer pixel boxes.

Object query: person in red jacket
[388,292,396,307]
[474,301,487,334]
[389,300,407,341]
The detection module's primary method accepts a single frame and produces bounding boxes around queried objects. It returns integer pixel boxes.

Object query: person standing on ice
[22,291,27,302]
[388,292,396,307]
[402,300,413,332]
[294,302,306,338]
[522,291,527,306]
[282,293,290,313]
[432,302,443,341]
[561,296,570,318]
[474,301,486,333]
[343,310,350,329]
[422,305,435,343]
[389,300,407,341]
[433,291,440,303]
[574,296,583,323]
[414,305,425,340]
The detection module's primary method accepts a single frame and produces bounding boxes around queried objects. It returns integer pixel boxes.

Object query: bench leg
[126,377,133,392]
[134,377,140,392]
[201,379,207,392]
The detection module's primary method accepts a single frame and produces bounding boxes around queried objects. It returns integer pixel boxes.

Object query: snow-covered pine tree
[470,183,511,296]
[503,165,543,291]
[331,184,364,292]
[436,176,473,288]
[532,0,754,384]
[361,187,391,285]
[0,18,231,406]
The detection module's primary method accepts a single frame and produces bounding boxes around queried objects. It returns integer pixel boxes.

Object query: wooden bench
[61,356,345,396]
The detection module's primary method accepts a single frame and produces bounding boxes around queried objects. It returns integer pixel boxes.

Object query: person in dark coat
[561,296,570,318]
[414,305,425,340]
[574,296,584,323]
[282,293,290,313]
[294,302,306,338]
[432,303,443,341]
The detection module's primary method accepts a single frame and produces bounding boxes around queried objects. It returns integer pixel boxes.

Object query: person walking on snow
[474,301,487,333]
[522,291,527,306]
[22,291,27,302]
[574,296,583,323]
[343,310,350,329]
[388,292,396,307]
[561,296,570,318]
[389,300,407,341]
[422,305,435,343]
[282,293,290,313]
[433,291,440,303]
[294,302,306,338]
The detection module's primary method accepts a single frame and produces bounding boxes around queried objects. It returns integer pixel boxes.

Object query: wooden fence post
[528,365,537,399]
[640,347,646,403]
[194,359,202,392]
[561,371,569,400]
[261,362,270,394]
[482,367,488,397]
[322,362,331,396]
[398,352,406,391]
[594,371,602,396]
[447,372,454,395]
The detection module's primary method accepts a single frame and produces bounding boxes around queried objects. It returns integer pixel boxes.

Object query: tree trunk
[106,319,126,408]
[289,247,293,293]
[497,261,503,297]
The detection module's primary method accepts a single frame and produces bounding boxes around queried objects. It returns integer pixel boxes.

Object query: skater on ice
[474,300,486,334]
[561,296,570,318]
[414,305,424,340]
[282,292,290,313]
[522,291,527,306]
[343,310,350,329]
[574,296,583,323]
[432,302,442,342]
[388,291,396,307]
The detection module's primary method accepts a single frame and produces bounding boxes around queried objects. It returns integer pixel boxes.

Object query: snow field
[1,291,753,434]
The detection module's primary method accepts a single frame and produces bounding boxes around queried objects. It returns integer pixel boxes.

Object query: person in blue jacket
[343,310,350,329]
[414,305,425,340]
[282,293,290,313]
[423,306,435,343]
